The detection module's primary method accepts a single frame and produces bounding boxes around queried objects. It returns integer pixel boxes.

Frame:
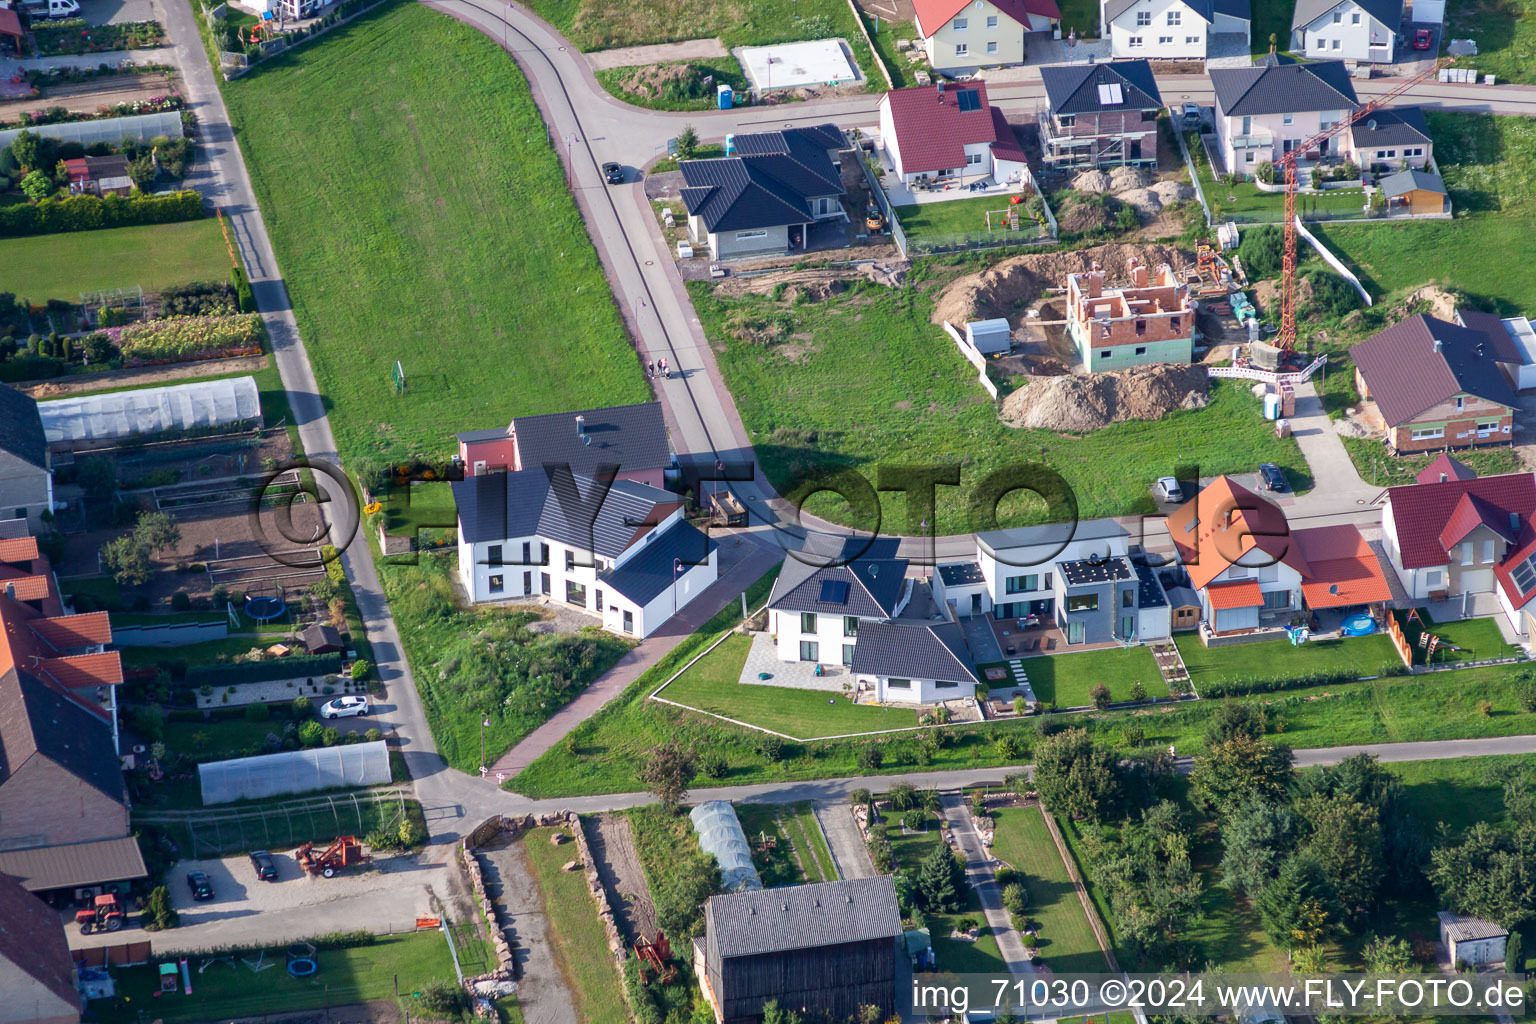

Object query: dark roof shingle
[452,471,678,559]
[1349,106,1431,149]
[1350,314,1515,425]
[850,620,978,683]
[1042,60,1162,115]
[0,668,125,803]
[680,127,846,233]
[1379,168,1446,199]
[512,402,670,478]
[0,869,82,1013]
[0,384,46,469]
[706,876,903,959]
[598,521,717,605]
[1210,60,1358,117]
[769,547,909,619]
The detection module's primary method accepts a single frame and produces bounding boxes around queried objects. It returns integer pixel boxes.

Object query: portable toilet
[724,133,735,156]
[717,83,733,109]
[1263,393,1281,420]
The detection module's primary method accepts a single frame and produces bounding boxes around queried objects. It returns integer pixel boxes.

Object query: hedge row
[0,190,204,238]
[0,356,66,383]
[1198,662,1410,698]
[185,652,342,687]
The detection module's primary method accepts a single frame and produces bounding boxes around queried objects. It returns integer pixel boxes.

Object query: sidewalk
[939,792,1036,975]
[1285,380,1379,513]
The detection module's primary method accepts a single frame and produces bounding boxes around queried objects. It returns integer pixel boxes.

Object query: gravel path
[476,834,577,1024]
[584,38,727,71]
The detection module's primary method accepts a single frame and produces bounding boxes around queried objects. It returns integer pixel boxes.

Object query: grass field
[1174,632,1402,686]
[1445,0,1536,84]
[1185,130,1369,220]
[593,57,751,111]
[989,803,1108,973]
[1391,753,1534,835]
[221,2,648,466]
[782,801,836,881]
[99,932,453,1023]
[524,827,629,1024]
[1056,0,1100,35]
[861,15,916,89]
[0,219,230,303]
[1396,609,1520,666]
[1024,646,1167,707]
[736,800,836,884]
[692,276,1305,532]
[889,818,1007,973]
[655,632,920,737]
[893,194,1044,241]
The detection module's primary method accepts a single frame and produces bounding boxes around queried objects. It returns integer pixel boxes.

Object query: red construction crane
[1275,57,1454,351]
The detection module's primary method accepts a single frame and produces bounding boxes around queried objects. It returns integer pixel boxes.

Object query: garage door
[1412,0,1444,23]
[1461,569,1495,593]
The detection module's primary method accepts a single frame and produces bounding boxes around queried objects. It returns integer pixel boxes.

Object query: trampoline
[1342,614,1377,636]
[287,957,318,977]
[245,595,287,622]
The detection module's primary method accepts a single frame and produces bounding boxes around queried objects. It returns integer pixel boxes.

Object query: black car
[1260,463,1288,492]
[186,870,214,901]
[602,162,624,185]
[249,850,278,882]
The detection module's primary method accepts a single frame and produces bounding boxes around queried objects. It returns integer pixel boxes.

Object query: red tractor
[76,893,126,934]
[295,836,372,878]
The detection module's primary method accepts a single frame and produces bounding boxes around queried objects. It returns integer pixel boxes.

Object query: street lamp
[479,715,491,775]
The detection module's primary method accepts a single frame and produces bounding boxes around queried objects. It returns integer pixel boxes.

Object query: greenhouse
[0,111,184,151]
[198,741,391,804]
[689,800,763,892]
[39,375,261,445]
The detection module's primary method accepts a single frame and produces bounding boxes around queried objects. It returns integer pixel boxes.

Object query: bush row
[1198,662,1409,698]
[0,189,203,238]
[184,652,342,687]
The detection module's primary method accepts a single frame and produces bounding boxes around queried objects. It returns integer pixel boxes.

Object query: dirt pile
[1117,187,1163,217]
[1108,166,1151,191]
[931,242,1193,327]
[1072,169,1112,193]
[1403,284,1460,322]
[714,261,909,300]
[1000,363,1211,431]
[617,63,699,99]
[1057,196,1117,234]
[1150,180,1196,204]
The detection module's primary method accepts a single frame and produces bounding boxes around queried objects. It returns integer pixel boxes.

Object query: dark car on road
[186,870,215,901]
[249,850,278,882]
[602,162,624,185]
[1260,463,1288,492]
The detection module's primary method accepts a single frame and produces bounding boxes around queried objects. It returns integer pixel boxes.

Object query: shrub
[1239,224,1284,280]
[1115,203,1141,233]
[416,982,466,1016]
[1305,271,1359,318]
[889,782,918,811]
[755,733,785,763]
[995,866,1018,887]
[243,702,269,723]
[398,818,425,846]
[1002,882,1029,915]
[1013,695,1027,716]
[850,787,871,806]
[867,832,893,872]
[1255,161,1277,185]
[144,885,178,930]
[231,264,255,313]
[292,695,311,717]
[298,720,324,747]
[902,809,928,831]
[322,726,341,746]
[0,190,203,238]
[350,659,371,681]
[698,750,729,779]
[1090,683,1112,709]
[994,731,1027,760]
[1518,680,1536,713]
[170,590,191,610]
[1129,680,1148,702]
[856,744,884,771]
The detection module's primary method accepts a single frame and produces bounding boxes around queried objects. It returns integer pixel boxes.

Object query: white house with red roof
[914,0,1059,72]
[877,82,1031,188]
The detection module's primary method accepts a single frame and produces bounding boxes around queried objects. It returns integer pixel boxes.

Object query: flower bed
[32,19,167,56]
[118,312,264,364]
[1,94,184,132]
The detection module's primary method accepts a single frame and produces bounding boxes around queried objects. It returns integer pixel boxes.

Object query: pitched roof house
[1378,168,1448,215]
[0,869,82,1024]
[1209,60,1358,175]
[457,402,672,490]
[876,83,1031,186]
[1458,308,1536,391]
[1039,60,1163,170]
[1290,0,1404,63]
[1101,0,1251,61]
[912,0,1060,72]
[850,619,980,704]
[62,155,133,197]
[1351,314,1517,454]
[679,125,848,260]
[1348,106,1433,171]
[0,384,53,533]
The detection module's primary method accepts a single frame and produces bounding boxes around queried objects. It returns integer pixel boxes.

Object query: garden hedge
[1198,662,1410,698]
[185,652,342,687]
[0,190,204,238]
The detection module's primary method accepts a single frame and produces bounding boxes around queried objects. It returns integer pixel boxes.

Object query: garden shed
[198,741,390,804]
[689,801,762,893]
[39,376,261,446]
[966,318,1012,355]
[1438,911,1508,966]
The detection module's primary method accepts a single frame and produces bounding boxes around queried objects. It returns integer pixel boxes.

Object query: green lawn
[1056,0,1099,35]
[0,219,230,303]
[1174,632,1403,688]
[655,632,920,738]
[1387,754,1536,835]
[1249,0,1296,57]
[692,278,1307,533]
[162,715,299,762]
[1339,436,1524,488]
[893,194,1044,242]
[593,57,750,111]
[98,932,453,1022]
[380,478,458,537]
[1186,815,1291,973]
[1397,609,1520,666]
[524,826,630,1024]
[889,819,1007,973]
[1185,130,1371,221]
[861,16,916,89]
[121,636,283,671]
[989,803,1108,973]
[781,801,836,882]
[1445,0,1536,84]
[1022,646,1167,708]
[221,2,648,467]
[736,800,835,884]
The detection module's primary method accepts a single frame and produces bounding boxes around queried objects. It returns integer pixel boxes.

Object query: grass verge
[989,802,1108,973]
[524,827,630,1024]
[1024,646,1168,707]
[592,57,750,111]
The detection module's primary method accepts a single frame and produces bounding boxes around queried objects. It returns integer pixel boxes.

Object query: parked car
[1260,463,1288,492]
[1180,102,1201,122]
[602,162,624,185]
[249,851,278,882]
[1155,476,1185,503]
[320,695,370,719]
[1413,28,1433,50]
[186,870,214,901]
[20,0,80,18]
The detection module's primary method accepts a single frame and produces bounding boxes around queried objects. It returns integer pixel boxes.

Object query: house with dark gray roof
[0,869,82,1024]
[680,125,848,260]
[698,876,902,1024]
[456,402,672,490]
[0,384,52,534]
[1039,61,1163,170]
[766,538,916,676]
[452,468,717,638]
[1210,60,1359,176]
[1290,0,1403,62]
[1101,0,1249,61]
[1351,313,1517,454]
[1347,106,1433,171]
[850,619,979,703]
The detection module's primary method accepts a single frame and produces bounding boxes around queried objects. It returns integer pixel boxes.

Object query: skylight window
[1097,82,1124,105]
[820,579,851,603]
[956,89,982,112]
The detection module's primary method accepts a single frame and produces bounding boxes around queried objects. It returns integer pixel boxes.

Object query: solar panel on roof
[1097,83,1123,105]
[820,579,851,604]
[1514,556,1536,595]
[956,89,981,112]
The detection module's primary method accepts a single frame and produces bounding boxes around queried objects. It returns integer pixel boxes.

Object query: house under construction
[1037,61,1163,170]
[1066,258,1196,370]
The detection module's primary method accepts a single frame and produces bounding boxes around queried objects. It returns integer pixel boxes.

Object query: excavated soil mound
[1000,363,1211,432]
[617,63,699,99]
[1108,166,1152,191]
[1150,180,1196,204]
[1057,197,1117,234]
[1117,187,1163,216]
[932,242,1193,327]
[1072,169,1112,193]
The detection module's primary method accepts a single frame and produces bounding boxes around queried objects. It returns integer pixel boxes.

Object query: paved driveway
[79,0,161,26]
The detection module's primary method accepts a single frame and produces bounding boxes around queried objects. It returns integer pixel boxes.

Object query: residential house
[0,385,53,533]
[1209,60,1359,175]
[877,83,1031,188]
[61,156,133,198]
[1347,106,1433,172]
[1066,258,1195,369]
[1101,0,1251,60]
[913,0,1060,72]
[1290,0,1403,61]
[1438,912,1507,967]
[1038,60,1163,170]
[766,545,912,669]
[0,870,81,1024]
[694,876,903,1024]
[457,402,672,489]
[1378,168,1448,215]
[679,125,848,260]
[1351,313,1517,454]
[1458,309,1536,391]
[1168,476,1391,635]
[452,469,717,638]
[849,619,979,703]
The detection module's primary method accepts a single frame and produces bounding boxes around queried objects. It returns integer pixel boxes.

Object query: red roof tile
[1385,472,1536,569]
[0,8,22,37]
[912,0,1059,34]
[0,537,38,565]
[1167,476,1308,590]
[1415,452,1477,486]
[38,653,124,690]
[881,83,1005,175]
[989,108,1028,164]
[1207,580,1263,609]
[1292,525,1393,608]
[1437,491,1517,553]
[28,612,112,652]
[1,576,51,602]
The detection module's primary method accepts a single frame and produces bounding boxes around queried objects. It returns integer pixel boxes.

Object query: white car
[1155,476,1185,503]
[320,695,370,719]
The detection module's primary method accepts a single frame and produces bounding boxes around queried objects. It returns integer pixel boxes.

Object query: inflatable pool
[1342,614,1377,636]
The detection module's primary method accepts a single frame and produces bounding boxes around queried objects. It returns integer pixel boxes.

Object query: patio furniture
[1046,637,1057,651]
[1026,638,1039,653]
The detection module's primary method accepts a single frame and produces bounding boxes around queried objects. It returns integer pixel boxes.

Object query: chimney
[575,414,586,437]
[1129,259,1148,288]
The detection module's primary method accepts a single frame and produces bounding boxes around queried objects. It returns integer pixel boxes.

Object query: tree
[1429,822,1536,927]
[101,533,153,586]
[1257,854,1337,953]
[675,124,700,161]
[1090,683,1112,709]
[1033,728,1121,822]
[1362,934,1416,974]
[1238,224,1284,280]
[1506,929,1524,972]
[889,782,918,810]
[135,510,181,555]
[638,740,697,811]
[761,1002,803,1024]
[1205,700,1267,746]
[76,455,118,501]
[10,130,49,172]
[916,841,967,913]
[1297,791,1383,918]
[126,154,156,189]
[1191,736,1294,816]
[20,170,50,202]
[145,885,178,930]
[1301,753,1423,893]
[1220,798,1297,897]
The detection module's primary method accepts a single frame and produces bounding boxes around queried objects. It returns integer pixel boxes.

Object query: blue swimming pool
[1342,614,1377,636]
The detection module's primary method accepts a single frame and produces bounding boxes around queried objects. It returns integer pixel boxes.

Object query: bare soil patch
[0,71,178,123]
[1000,362,1210,431]
[20,355,268,399]
[586,814,658,943]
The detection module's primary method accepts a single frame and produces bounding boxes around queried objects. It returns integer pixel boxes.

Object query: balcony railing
[1230,133,1273,150]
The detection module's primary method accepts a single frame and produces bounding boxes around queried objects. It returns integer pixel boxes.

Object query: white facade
[977,521,1131,618]
[863,672,972,704]
[1104,0,1209,59]
[600,551,719,639]
[1138,600,1172,641]
[768,580,915,665]
[1201,560,1303,633]
[918,0,1051,73]
[1292,0,1396,61]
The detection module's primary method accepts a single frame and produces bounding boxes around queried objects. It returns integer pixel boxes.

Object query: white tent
[40,375,261,444]
[199,741,391,804]
[690,800,763,892]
